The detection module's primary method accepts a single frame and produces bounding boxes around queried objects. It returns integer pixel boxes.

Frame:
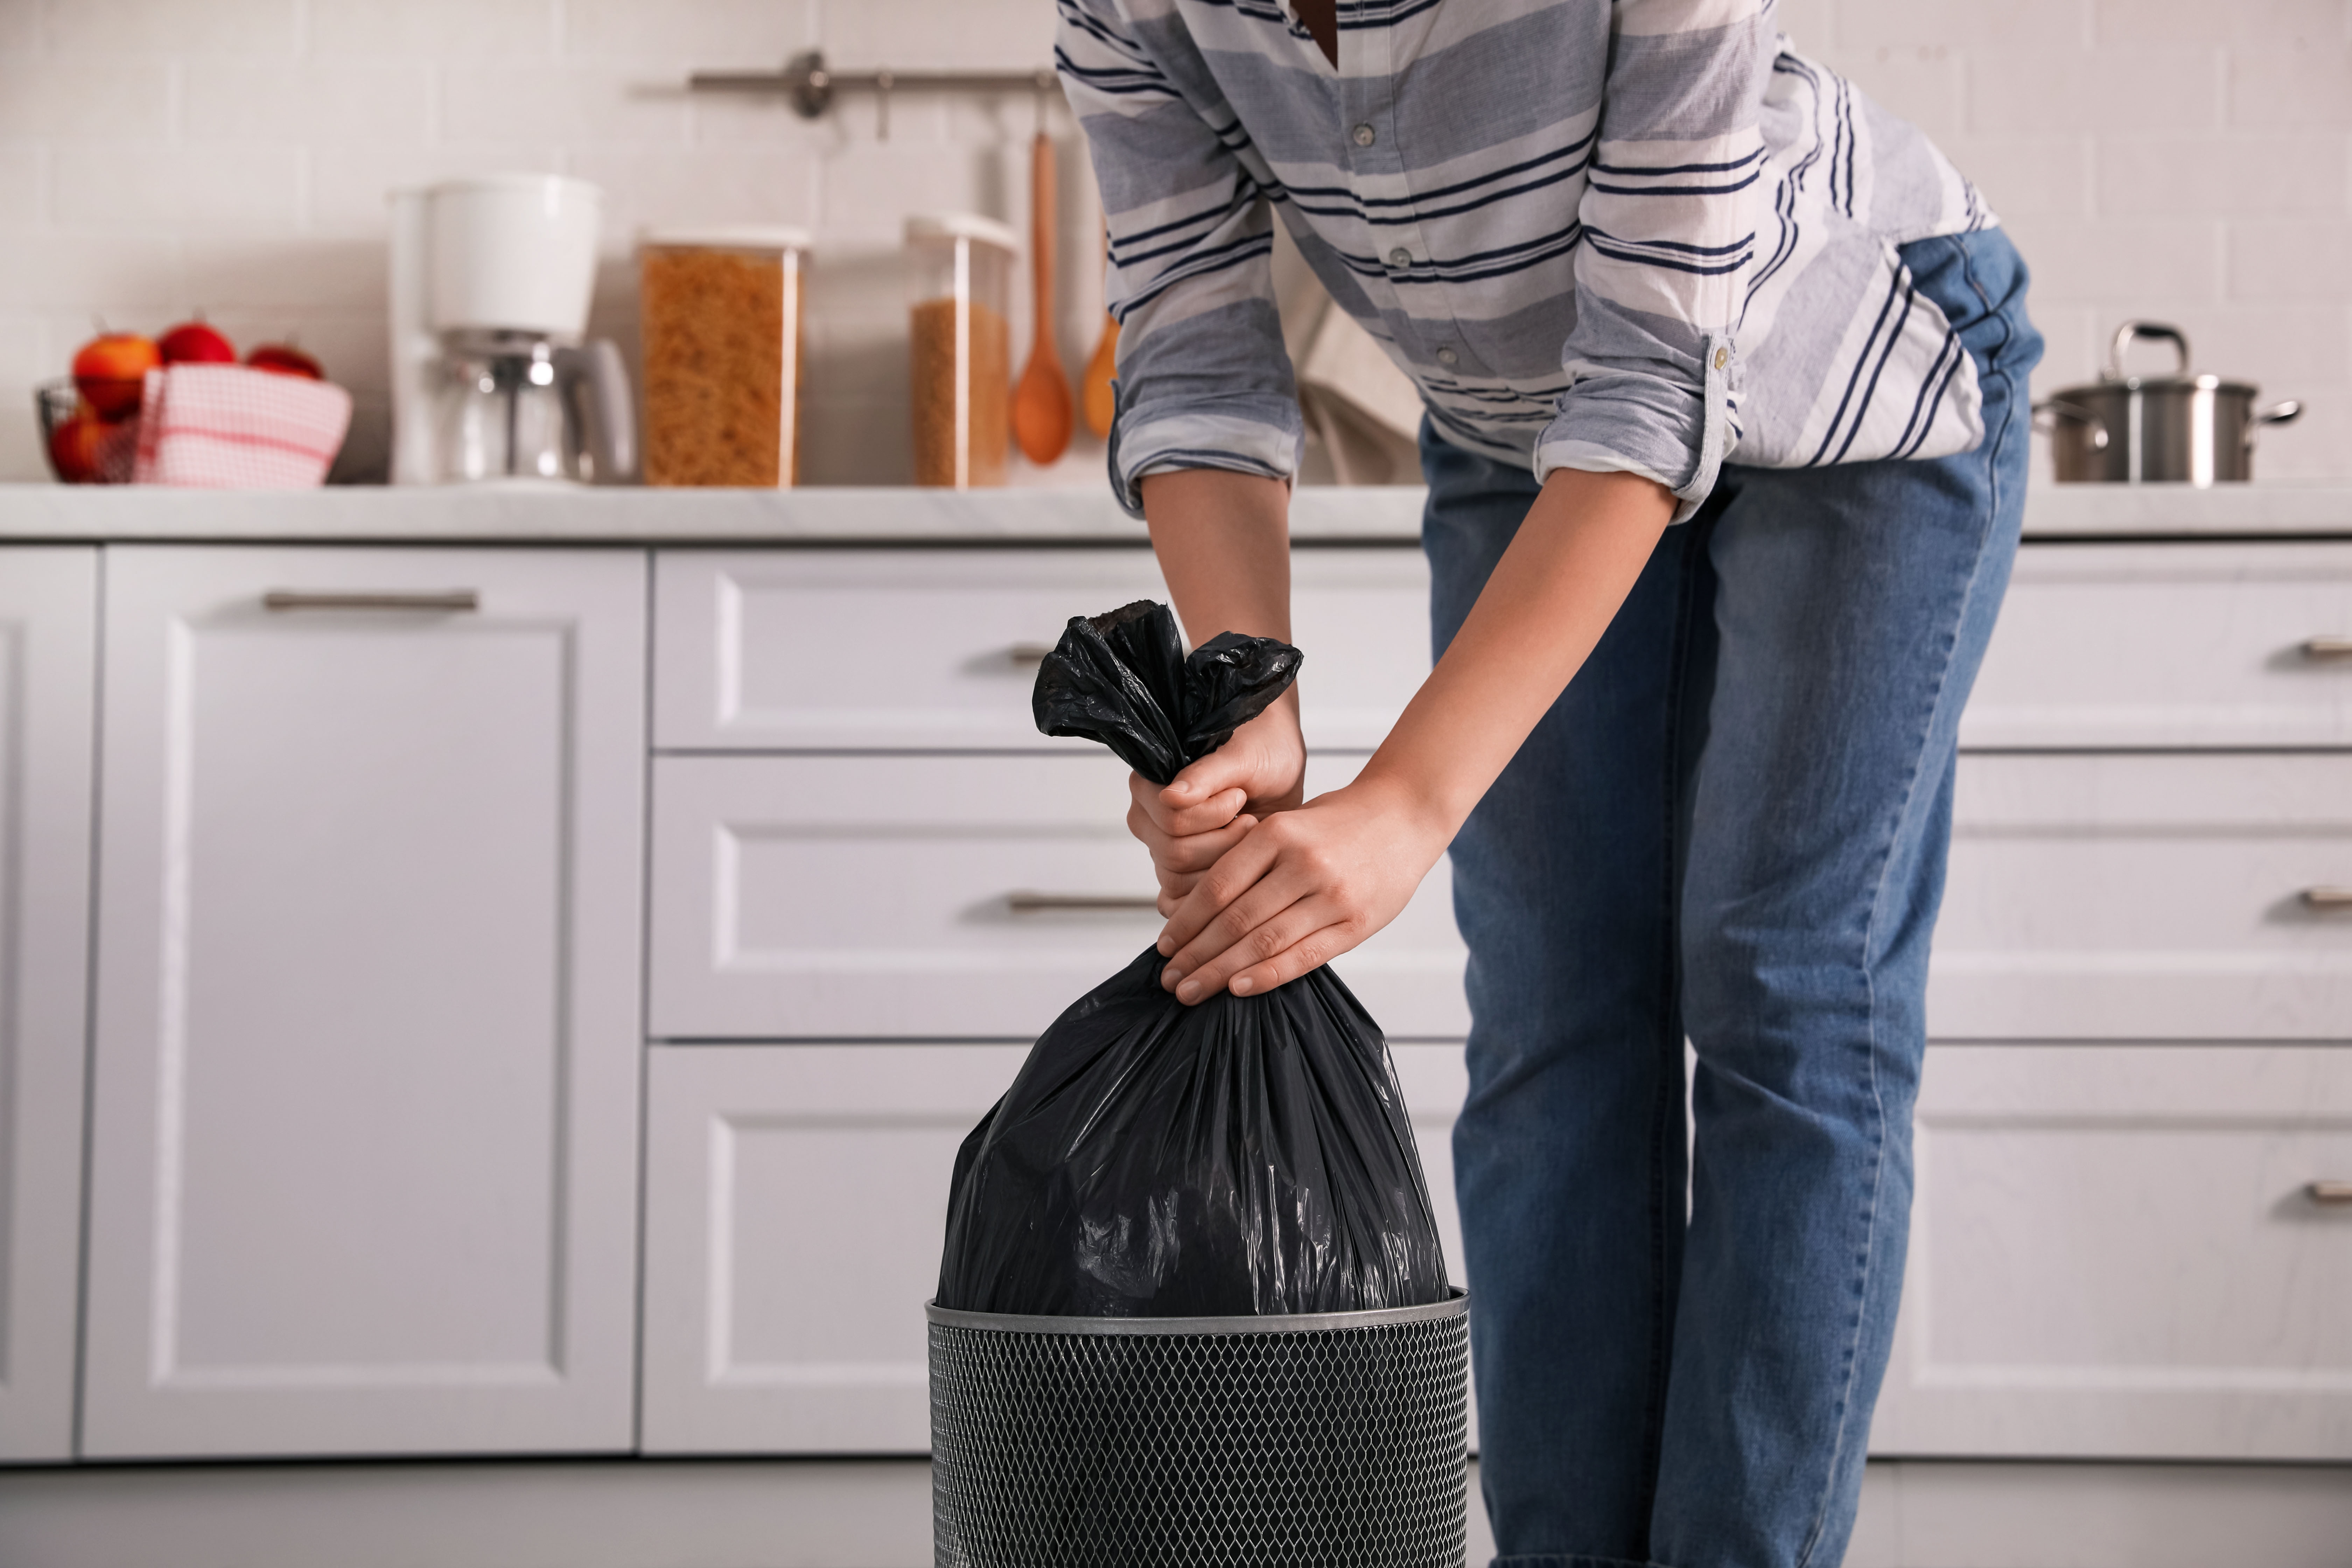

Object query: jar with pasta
[905,214,1016,488]
[638,226,809,487]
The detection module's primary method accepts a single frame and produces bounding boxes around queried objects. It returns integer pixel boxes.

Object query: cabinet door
[0,550,98,1462]
[642,1042,1471,1455]
[81,547,646,1458]
[646,753,1471,1040]
[1929,754,2352,1040]
[1872,1045,2352,1461]
[640,1044,1030,1454]
[1391,1044,1468,1295]
[651,548,1432,753]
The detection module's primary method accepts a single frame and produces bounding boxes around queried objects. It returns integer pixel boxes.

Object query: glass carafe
[432,328,635,484]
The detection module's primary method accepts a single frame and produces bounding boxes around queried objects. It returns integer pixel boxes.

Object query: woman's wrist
[1340,756,1463,861]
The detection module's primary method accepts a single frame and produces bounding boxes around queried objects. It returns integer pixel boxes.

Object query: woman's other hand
[1155,769,1449,1003]
[1127,696,1306,914]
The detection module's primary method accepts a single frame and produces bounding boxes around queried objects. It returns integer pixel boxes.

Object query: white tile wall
[0,0,2345,485]
[1792,0,2352,478]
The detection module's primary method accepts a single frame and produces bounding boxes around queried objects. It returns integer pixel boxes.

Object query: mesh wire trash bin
[929,1291,1470,1568]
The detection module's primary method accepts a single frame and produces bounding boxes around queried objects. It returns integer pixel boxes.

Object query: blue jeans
[1426,230,2040,1568]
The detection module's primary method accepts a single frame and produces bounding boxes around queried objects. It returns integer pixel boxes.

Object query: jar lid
[905,213,1020,253]
[416,173,603,205]
[640,224,813,253]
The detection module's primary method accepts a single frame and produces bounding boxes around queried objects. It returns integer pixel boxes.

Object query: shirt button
[1714,347,1730,370]
[1387,246,1412,268]
[1352,123,1376,147]
[1435,347,1459,366]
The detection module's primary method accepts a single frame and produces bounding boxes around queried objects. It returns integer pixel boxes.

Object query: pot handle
[2032,398,2110,450]
[2254,399,2303,429]
[2106,320,2191,380]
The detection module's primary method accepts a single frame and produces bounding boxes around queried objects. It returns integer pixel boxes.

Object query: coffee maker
[388,175,637,485]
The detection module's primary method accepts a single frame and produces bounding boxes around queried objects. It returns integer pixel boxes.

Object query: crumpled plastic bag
[934,601,1450,1317]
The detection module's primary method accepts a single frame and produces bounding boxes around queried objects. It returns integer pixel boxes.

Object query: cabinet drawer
[1928,754,2352,1040]
[1872,1044,2352,1461]
[652,549,1431,752]
[639,1044,1027,1454]
[640,1042,1468,1455]
[648,754,1470,1040]
[1960,544,2352,750]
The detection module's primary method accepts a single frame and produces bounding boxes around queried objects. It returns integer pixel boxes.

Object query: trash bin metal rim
[925,1287,1465,1337]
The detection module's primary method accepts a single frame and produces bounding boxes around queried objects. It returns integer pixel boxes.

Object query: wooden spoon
[1080,216,1120,439]
[1012,130,1074,465]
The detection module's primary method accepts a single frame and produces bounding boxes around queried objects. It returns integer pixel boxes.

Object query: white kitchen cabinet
[646,752,1471,1042]
[651,547,1433,754]
[0,550,98,1462]
[80,547,647,1459]
[1960,543,2352,751]
[1928,753,2352,1040]
[1392,1043,1469,1295]
[640,1041,1469,1456]
[639,1044,1029,1454]
[1871,1044,2352,1461]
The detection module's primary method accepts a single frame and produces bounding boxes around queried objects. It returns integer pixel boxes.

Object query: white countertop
[1,480,2347,545]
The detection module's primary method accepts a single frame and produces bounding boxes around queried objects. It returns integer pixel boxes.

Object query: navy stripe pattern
[1060,0,1997,518]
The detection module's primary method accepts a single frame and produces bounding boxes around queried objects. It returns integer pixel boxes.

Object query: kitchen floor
[7,1457,2352,1567]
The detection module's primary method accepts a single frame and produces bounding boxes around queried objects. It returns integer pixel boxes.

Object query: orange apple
[72,332,160,419]
[159,318,237,364]
[247,342,325,379]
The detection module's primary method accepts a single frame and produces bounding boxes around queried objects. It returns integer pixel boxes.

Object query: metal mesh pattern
[930,1303,1469,1568]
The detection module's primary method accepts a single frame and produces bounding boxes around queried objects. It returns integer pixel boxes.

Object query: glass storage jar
[638,225,809,486]
[906,214,1016,488]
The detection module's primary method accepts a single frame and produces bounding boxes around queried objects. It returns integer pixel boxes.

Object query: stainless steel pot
[2035,321,2301,485]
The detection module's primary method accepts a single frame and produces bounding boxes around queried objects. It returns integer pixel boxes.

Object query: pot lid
[2060,319,2260,397]
[2052,371,2262,399]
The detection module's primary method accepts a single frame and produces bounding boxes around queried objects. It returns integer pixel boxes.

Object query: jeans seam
[1636,516,1708,1534]
[1794,235,2020,1568]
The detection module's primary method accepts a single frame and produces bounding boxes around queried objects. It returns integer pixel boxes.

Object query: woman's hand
[1126,697,1306,914]
[1155,769,1451,1004]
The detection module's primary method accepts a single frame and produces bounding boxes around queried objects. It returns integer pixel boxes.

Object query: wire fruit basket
[928,1292,1470,1568]
[36,380,139,484]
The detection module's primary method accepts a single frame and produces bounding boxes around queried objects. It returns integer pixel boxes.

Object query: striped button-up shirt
[1058,0,1996,521]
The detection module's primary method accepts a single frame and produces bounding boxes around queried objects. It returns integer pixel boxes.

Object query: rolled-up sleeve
[1535,0,1776,523]
[1057,0,1301,516]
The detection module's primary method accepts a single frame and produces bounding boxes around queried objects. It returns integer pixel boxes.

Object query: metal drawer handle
[2303,637,2352,661]
[2308,1181,2352,1206]
[2303,887,2352,910]
[264,590,480,613]
[1007,891,1161,913]
[1007,641,1056,665]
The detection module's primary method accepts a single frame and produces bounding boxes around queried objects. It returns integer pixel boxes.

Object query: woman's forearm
[1139,468,1294,647]
[1129,468,1308,874]
[1361,467,1673,835]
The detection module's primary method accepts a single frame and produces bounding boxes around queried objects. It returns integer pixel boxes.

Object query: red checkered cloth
[131,364,352,488]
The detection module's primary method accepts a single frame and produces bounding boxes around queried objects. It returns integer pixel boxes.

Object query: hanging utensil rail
[690,49,1055,120]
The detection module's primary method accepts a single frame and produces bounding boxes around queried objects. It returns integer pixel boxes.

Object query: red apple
[72,332,160,420]
[246,342,325,380]
[159,318,237,364]
[47,410,102,483]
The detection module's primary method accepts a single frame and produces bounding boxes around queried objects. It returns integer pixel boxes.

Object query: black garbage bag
[935,601,1449,1317]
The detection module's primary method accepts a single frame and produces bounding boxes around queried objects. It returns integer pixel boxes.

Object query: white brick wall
[1,0,2345,485]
